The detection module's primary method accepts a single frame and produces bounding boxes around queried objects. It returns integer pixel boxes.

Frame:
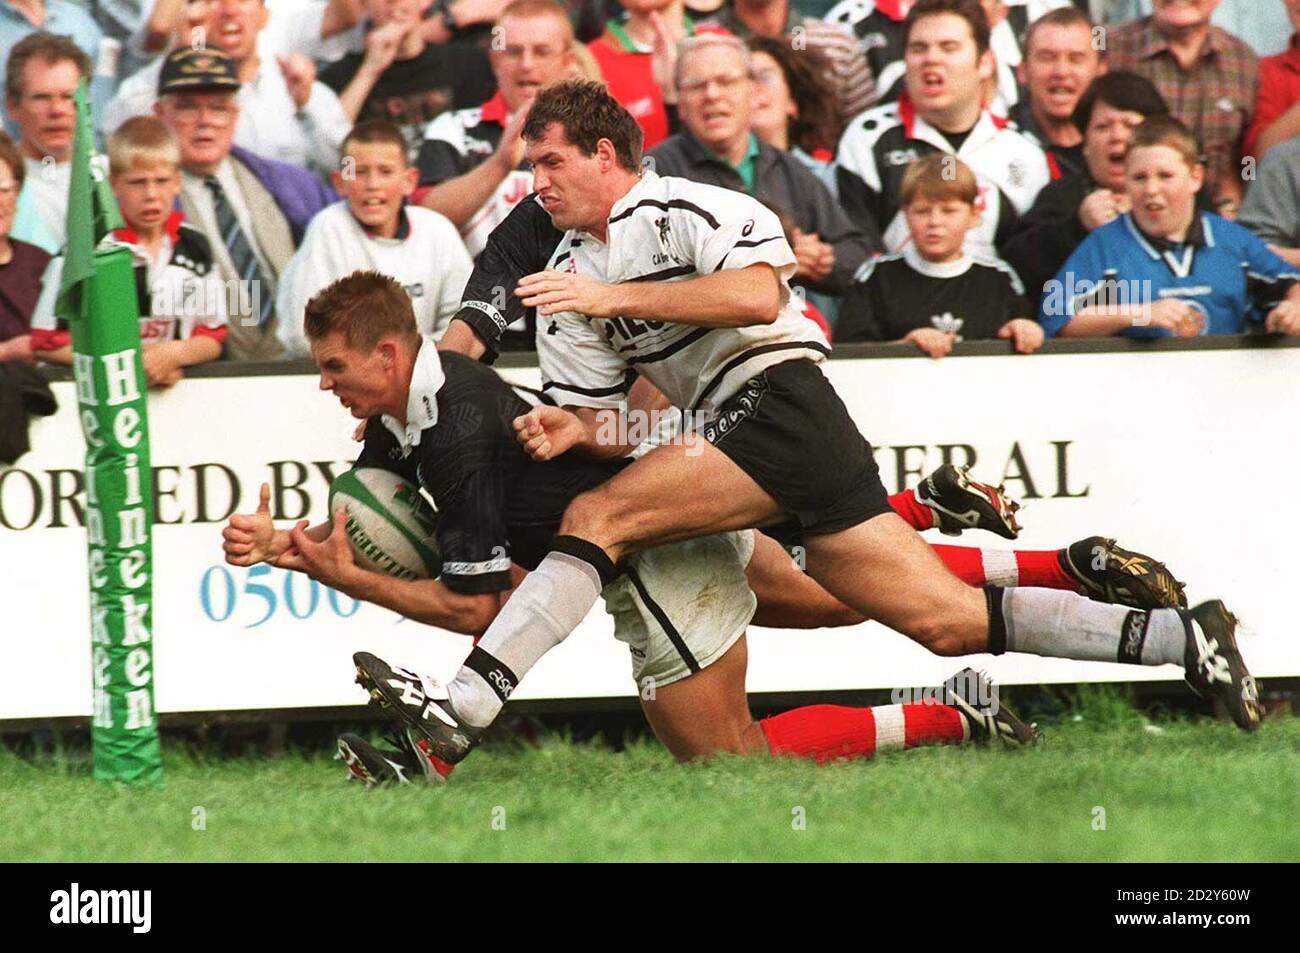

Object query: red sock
[1012,550,1081,591]
[930,543,987,585]
[929,545,1081,592]
[889,488,935,530]
[759,703,968,765]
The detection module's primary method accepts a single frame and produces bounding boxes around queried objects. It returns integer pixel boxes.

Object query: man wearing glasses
[155,45,334,360]
[649,33,876,296]
[4,31,93,252]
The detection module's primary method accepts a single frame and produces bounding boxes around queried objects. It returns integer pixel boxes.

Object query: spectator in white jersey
[31,116,227,384]
[836,154,1041,354]
[836,0,1054,258]
[822,0,1070,109]
[1009,3,1105,177]
[648,34,876,296]
[104,0,352,173]
[416,0,575,260]
[276,119,472,357]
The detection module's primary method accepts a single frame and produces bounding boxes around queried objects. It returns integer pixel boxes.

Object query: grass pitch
[3,693,1297,862]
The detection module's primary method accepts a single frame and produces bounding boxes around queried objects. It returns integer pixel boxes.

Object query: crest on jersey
[655,216,671,244]
[1007,159,1025,188]
[930,311,964,338]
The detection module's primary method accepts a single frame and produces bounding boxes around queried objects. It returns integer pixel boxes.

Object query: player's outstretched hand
[515,269,618,318]
[223,483,286,566]
[514,405,585,460]
[277,510,360,590]
[998,318,1045,354]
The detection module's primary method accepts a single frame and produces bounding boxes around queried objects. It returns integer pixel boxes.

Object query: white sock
[447,549,606,727]
[1001,588,1185,666]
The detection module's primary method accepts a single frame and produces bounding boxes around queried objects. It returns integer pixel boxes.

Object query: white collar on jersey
[903,242,974,279]
[606,169,661,226]
[381,337,444,452]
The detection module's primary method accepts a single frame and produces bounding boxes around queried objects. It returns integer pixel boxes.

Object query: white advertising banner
[3,346,1296,721]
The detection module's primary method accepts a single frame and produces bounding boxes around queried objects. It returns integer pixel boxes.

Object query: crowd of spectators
[2,0,1300,383]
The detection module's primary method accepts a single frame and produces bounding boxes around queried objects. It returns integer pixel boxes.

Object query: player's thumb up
[257,482,272,516]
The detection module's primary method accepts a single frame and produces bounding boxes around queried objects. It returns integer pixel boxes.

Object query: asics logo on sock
[488,668,515,699]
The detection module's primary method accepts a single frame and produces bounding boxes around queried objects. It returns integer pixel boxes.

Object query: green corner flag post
[56,84,162,784]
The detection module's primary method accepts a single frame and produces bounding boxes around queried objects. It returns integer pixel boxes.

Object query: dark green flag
[56,83,161,784]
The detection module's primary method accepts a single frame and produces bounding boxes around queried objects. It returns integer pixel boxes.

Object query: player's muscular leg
[803,513,989,656]
[639,636,768,762]
[558,437,782,563]
[746,531,866,628]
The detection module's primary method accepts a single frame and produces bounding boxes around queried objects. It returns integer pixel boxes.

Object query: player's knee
[907,613,978,657]
[559,487,626,553]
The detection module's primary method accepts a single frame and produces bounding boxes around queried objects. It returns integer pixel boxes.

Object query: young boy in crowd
[276,119,473,359]
[1043,116,1300,339]
[31,116,227,385]
[836,154,1044,358]
[0,131,51,364]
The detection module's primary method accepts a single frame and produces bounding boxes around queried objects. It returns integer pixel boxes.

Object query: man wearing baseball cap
[155,46,335,361]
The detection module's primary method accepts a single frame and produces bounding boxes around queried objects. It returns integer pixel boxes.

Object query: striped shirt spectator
[1104,14,1257,211]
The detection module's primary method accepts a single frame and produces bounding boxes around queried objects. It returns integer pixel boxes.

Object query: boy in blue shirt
[1041,116,1300,338]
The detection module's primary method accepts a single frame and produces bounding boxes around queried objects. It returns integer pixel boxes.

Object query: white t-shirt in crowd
[276,201,473,357]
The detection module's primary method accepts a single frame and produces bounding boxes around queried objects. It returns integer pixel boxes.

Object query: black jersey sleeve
[452,196,564,363]
[430,473,513,594]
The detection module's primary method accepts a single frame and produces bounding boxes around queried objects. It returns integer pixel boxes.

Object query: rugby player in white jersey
[352,79,1261,759]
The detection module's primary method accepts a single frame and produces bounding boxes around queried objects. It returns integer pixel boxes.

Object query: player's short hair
[904,0,990,57]
[0,131,26,189]
[900,153,979,207]
[5,31,91,102]
[1024,4,1096,54]
[675,33,751,90]
[1125,115,1202,169]
[1071,71,1168,134]
[521,78,643,172]
[497,0,574,39]
[341,119,409,164]
[304,271,421,353]
[107,116,181,174]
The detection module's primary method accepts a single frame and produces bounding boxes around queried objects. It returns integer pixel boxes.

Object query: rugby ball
[328,468,440,580]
